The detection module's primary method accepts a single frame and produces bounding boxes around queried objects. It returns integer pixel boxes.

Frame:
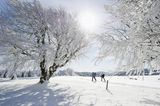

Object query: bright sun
[78,11,99,33]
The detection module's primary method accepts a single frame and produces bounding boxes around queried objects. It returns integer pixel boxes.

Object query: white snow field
[0,76,160,106]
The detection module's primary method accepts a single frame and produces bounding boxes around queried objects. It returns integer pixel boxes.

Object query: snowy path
[0,76,160,106]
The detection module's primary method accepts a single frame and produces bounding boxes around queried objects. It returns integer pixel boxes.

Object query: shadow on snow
[140,98,160,106]
[0,83,77,106]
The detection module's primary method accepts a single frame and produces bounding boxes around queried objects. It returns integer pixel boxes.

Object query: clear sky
[40,0,118,72]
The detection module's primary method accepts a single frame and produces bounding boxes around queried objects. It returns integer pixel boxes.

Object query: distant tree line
[0,70,40,78]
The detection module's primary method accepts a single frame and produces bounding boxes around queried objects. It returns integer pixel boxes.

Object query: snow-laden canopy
[0,0,87,82]
[99,0,160,72]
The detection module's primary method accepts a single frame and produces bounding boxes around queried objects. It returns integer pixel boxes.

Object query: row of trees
[99,0,160,72]
[0,70,40,78]
[0,0,87,83]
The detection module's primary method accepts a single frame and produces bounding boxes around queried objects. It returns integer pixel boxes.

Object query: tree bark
[48,64,58,80]
[3,71,8,78]
[39,55,48,84]
[39,27,47,84]
[10,61,18,80]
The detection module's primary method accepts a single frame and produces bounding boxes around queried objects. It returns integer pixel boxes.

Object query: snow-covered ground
[0,76,160,106]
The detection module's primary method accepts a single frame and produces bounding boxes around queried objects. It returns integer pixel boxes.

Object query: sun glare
[78,11,100,33]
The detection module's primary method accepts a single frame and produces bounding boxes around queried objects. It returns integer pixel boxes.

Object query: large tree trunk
[39,28,47,84]
[39,55,48,84]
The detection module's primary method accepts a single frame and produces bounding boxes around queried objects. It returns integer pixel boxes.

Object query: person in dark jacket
[101,74,106,82]
[92,72,96,82]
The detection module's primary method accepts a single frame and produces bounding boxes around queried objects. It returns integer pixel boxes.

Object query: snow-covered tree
[0,0,87,83]
[99,0,160,72]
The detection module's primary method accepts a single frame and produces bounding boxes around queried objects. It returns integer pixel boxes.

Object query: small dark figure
[92,72,96,82]
[101,74,106,82]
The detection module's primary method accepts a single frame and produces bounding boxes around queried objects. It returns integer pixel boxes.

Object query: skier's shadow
[106,89,113,95]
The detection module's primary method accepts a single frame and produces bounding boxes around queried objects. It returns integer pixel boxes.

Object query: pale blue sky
[40,0,117,72]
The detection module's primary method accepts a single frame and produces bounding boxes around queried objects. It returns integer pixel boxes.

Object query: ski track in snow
[0,76,160,106]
